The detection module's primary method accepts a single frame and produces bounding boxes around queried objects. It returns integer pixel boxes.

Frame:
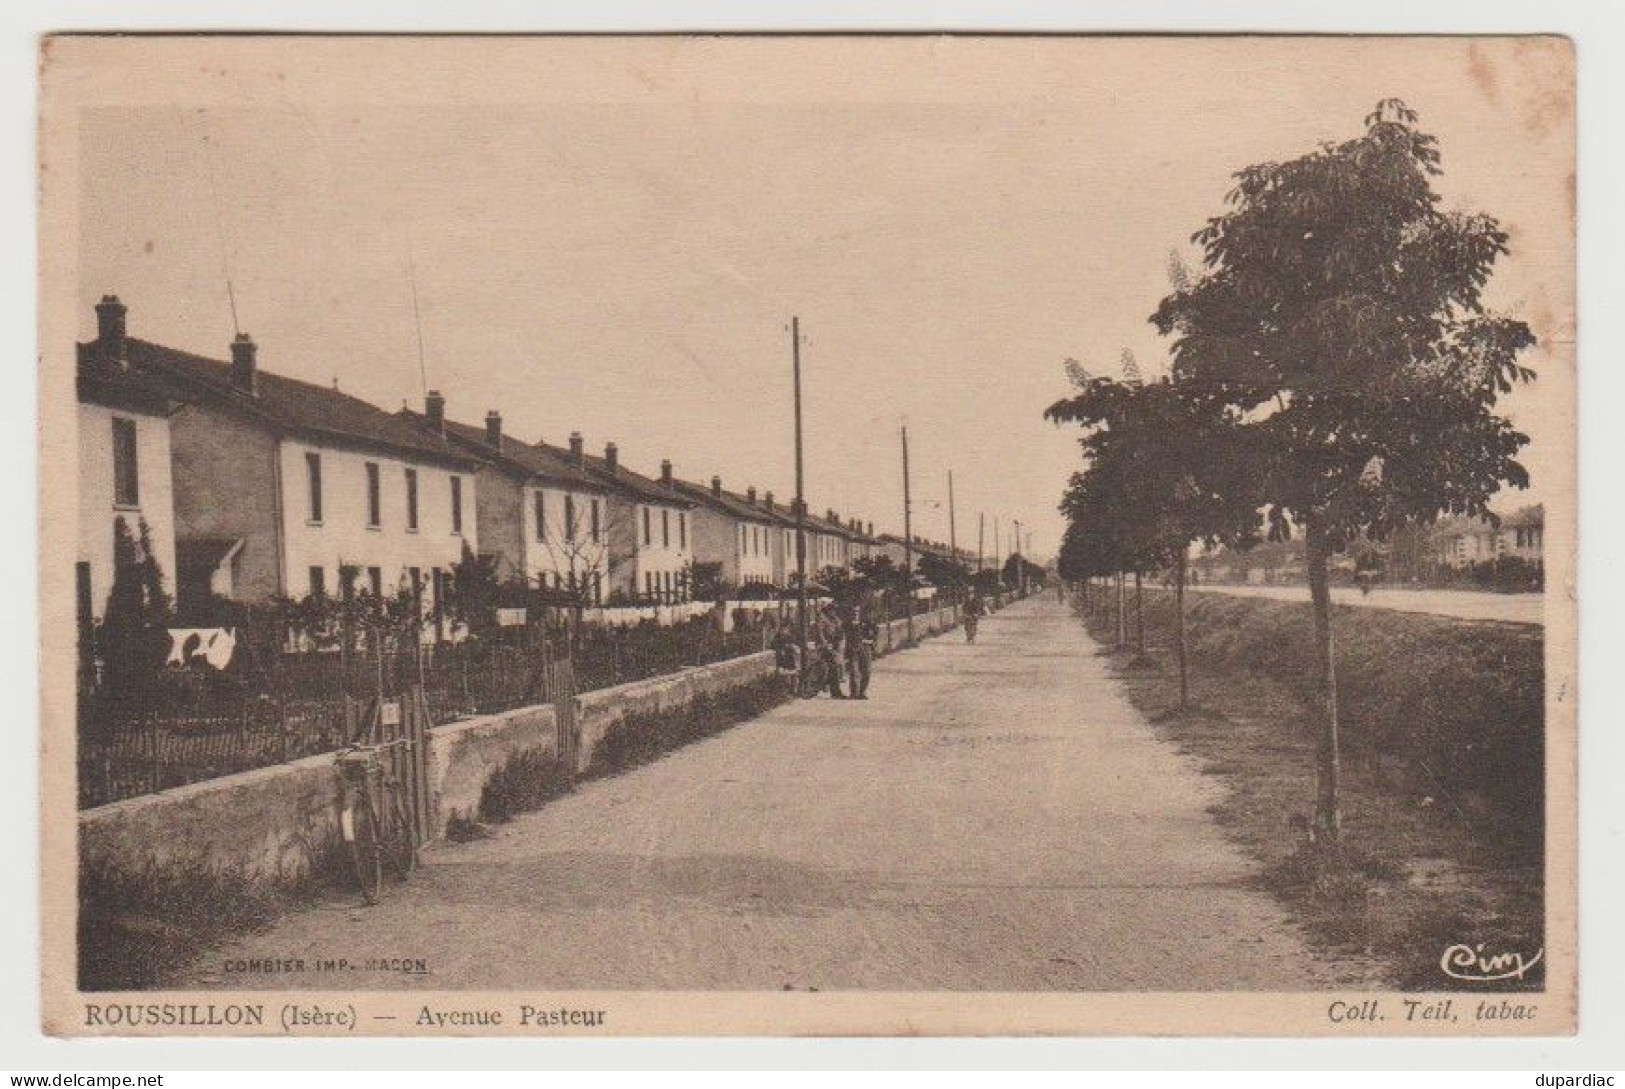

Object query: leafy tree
[1049,375,1261,705]
[1150,100,1536,839]
[448,540,502,637]
[689,561,728,603]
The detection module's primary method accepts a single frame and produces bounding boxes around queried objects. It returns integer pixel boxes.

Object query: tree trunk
[1116,573,1127,648]
[1134,570,1144,654]
[1174,550,1188,712]
[1305,516,1343,842]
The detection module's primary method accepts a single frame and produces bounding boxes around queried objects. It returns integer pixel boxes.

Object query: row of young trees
[1049,100,1537,843]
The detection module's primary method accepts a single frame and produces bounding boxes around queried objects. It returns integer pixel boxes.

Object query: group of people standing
[771,603,878,700]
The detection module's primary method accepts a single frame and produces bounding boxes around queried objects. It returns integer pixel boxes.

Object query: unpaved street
[188,597,1375,992]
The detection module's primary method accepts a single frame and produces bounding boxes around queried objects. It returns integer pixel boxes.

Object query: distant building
[83,297,480,619]
[1431,505,1544,569]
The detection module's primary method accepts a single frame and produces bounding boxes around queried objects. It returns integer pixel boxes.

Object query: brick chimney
[764,491,774,511]
[569,431,585,467]
[603,441,617,472]
[747,486,758,506]
[425,390,446,433]
[230,333,258,395]
[711,475,723,498]
[485,410,502,449]
[95,295,127,366]
[661,460,673,486]
[867,521,874,536]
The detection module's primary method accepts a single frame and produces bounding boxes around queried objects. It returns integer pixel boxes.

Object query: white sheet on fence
[575,600,719,628]
[166,627,237,669]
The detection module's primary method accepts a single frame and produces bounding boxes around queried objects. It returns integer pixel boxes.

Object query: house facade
[1431,505,1545,569]
[86,298,480,619]
[673,476,778,591]
[527,436,694,603]
[76,299,178,623]
[403,399,613,603]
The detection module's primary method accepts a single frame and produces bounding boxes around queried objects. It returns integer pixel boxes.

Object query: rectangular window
[593,572,603,605]
[642,507,652,546]
[534,491,546,541]
[305,452,323,522]
[339,564,358,601]
[679,512,687,550]
[565,494,577,543]
[590,499,601,543]
[365,462,381,527]
[405,468,419,531]
[308,565,325,598]
[367,566,383,598]
[75,562,93,642]
[662,509,670,548]
[450,476,463,534]
[111,417,139,507]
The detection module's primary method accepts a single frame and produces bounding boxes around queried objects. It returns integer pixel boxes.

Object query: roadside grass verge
[78,841,353,991]
[1079,588,1544,991]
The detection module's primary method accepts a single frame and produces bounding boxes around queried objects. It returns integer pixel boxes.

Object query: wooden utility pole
[791,317,808,655]
[902,425,915,645]
[947,470,958,597]
[1013,518,1024,596]
[977,512,985,573]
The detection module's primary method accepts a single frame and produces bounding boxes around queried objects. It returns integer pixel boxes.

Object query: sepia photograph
[36,32,1576,1038]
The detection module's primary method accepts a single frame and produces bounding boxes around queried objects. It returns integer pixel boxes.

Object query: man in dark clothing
[818,607,846,698]
[843,605,877,699]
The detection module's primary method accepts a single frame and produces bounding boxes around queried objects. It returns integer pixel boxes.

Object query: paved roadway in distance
[1193,583,1543,626]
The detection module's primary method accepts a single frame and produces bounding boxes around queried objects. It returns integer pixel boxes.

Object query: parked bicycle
[336,701,418,904]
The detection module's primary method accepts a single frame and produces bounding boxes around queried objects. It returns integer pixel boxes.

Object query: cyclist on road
[964,590,986,643]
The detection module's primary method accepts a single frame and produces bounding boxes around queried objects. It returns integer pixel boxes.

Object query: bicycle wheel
[801,658,827,699]
[345,792,383,905]
[382,784,418,879]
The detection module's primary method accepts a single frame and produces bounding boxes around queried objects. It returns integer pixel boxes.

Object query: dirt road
[186,597,1375,992]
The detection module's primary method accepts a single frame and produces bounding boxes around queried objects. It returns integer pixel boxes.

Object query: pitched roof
[400,411,607,492]
[525,439,693,508]
[107,337,479,470]
[76,347,174,417]
[1501,503,1544,530]
[670,478,778,525]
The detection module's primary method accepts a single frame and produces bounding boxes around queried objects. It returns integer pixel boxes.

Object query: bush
[588,677,788,778]
[477,747,574,825]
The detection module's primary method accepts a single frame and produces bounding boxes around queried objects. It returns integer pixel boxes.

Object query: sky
[70,36,1574,560]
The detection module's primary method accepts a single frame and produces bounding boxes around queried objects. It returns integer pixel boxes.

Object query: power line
[193,109,241,336]
[406,228,430,396]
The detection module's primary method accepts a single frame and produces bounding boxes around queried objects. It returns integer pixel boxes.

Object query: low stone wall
[79,752,346,890]
[78,650,779,896]
[574,652,775,775]
[877,604,960,653]
[427,703,560,829]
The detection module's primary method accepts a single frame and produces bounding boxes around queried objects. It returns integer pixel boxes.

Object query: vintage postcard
[38,34,1576,1036]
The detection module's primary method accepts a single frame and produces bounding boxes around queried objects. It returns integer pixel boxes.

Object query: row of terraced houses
[75,297,930,624]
